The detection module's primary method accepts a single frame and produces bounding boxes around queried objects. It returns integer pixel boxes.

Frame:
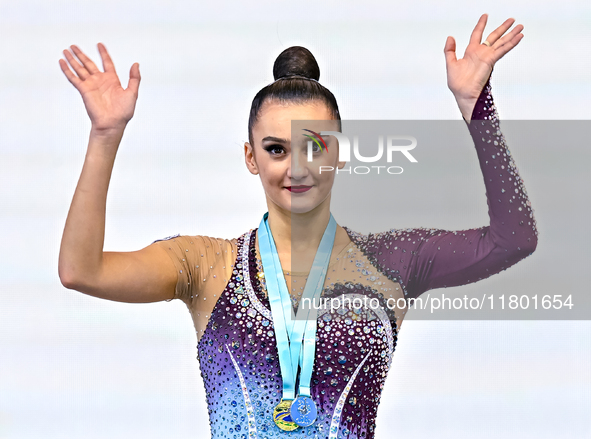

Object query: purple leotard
[153,74,538,438]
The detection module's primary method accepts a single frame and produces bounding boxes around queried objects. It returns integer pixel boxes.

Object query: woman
[58,14,537,438]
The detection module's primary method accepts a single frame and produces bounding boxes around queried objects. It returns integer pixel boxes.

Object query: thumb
[127,62,141,95]
[444,36,457,66]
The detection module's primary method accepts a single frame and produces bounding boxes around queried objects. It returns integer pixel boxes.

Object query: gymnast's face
[244,99,345,215]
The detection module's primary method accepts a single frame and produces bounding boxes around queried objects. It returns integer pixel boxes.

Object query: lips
[286,185,312,193]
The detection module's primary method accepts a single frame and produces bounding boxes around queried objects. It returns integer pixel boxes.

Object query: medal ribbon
[258,212,336,400]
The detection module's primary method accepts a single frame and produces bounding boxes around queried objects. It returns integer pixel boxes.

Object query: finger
[70,45,100,74]
[493,33,524,61]
[484,18,516,46]
[469,13,488,46]
[444,36,457,65]
[491,23,523,49]
[97,43,116,73]
[63,49,89,80]
[126,63,141,95]
[59,58,82,88]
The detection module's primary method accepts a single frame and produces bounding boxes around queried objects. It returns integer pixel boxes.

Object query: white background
[0,1,590,438]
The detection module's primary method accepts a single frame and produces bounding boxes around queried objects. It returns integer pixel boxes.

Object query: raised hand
[444,14,524,119]
[59,43,141,133]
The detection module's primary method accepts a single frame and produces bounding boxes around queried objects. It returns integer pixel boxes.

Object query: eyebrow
[261,136,289,144]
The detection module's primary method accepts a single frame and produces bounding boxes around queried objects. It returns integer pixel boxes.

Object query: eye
[304,141,323,155]
[263,144,286,155]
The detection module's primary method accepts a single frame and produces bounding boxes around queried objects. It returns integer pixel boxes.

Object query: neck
[266,196,332,255]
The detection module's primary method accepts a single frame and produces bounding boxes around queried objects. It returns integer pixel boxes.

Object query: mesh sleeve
[150,234,236,305]
[347,74,539,300]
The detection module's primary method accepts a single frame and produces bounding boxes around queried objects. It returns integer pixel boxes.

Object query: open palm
[445,14,524,102]
[59,43,140,132]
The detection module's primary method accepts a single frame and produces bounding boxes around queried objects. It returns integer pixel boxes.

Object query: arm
[349,76,538,299]
[58,127,179,303]
[57,43,178,303]
[346,15,537,299]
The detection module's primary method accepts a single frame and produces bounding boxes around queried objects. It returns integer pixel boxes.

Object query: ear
[244,142,259,175]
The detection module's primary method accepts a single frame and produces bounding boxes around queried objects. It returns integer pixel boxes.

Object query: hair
[247,46,341,147]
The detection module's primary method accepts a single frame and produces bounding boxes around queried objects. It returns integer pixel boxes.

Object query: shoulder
[149,232,248,304]
[151,233,242,261]
[150,229,264,265]
[343,225,442,250]
[151,232,244,245]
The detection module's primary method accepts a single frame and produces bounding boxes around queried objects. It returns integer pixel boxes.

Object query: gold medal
[273,399,299,431]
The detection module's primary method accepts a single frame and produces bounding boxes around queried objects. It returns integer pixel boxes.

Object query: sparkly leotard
[152,74,538,439]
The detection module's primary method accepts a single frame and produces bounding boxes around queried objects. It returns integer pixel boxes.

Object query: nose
[287,148,309,181]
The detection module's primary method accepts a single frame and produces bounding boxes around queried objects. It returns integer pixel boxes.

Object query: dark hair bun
[273,46,320,81]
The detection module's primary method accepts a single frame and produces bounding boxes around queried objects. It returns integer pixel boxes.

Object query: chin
[285,197,323,215]
[269,188,328,215]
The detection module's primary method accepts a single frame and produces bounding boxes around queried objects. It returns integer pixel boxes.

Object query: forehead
[253,100,338,139]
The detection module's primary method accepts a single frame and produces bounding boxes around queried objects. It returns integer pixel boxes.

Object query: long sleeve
[345,74,538,300]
